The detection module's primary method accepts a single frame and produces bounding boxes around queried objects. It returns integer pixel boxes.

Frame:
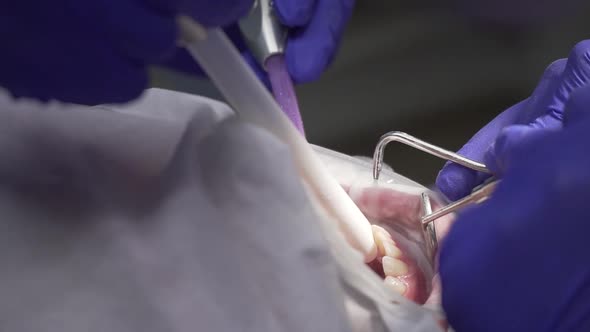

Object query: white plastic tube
[177,16,377,262]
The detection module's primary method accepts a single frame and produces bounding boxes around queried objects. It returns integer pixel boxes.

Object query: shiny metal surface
[238,0,288,68]
[372,131,498,241]
[421,179,499,225]
[420,192,438,261]
[372,131,491,180]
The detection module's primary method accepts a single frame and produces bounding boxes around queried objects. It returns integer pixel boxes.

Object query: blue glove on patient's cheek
[436,40,590,201]
[0,0,253,105]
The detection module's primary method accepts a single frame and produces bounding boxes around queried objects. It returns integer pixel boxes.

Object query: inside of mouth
[344,183,436,305]
[310,145,445,308]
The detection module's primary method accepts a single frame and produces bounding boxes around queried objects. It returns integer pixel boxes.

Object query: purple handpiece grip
[265,55,305,135]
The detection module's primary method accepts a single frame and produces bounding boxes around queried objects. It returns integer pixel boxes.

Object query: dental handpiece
[238,0,305,134]
[177,18,378,262]
[238,0,287,69]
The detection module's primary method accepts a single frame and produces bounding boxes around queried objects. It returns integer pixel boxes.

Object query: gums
[342,184,454,308]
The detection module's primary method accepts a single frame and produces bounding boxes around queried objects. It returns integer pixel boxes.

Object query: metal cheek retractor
[238,0,288,69]
[372,131,499,259]
[420,192,438,260]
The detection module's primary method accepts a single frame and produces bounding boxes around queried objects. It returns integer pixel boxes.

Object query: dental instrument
[372,131,499,257]
[312,145,444,330]
[176,16,378,262]
[237,0,287,68]
[420,193,438,262]
[238,0,304,133]
[421,178,499,225]
[373,132,491,181]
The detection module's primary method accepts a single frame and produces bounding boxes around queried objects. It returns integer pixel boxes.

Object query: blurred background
[151,1,590,186]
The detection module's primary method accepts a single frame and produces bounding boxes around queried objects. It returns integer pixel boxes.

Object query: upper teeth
[384,276,407,294]
[372,225,401,258]
[371,224,410,295]
[382,256,409,276]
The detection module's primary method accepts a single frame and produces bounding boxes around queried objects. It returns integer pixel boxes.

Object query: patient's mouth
[342,184,454,306]
[369,224,428,303]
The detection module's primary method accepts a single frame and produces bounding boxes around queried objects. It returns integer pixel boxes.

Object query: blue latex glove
[274,0,355,83]
[439,84,590,331]
[165,0,356,84]
[0,0,253,105]
[436,40,590,201]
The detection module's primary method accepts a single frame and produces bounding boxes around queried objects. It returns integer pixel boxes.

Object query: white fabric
[0,88,440,331]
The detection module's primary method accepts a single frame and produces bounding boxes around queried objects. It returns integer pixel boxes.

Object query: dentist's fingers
[284,0,355,83]
[483,40,590,174]
[548,40,590,116]
[274,0,317,27]
[435,59,566,201]
[565,85,590,125]
[435,100,526,201]
[483,125,554,175]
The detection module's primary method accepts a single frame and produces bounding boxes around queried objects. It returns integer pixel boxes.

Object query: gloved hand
[164,0,356,84]
[274,0,355,83]
[0,0,253,105]
[439,84,590,331]
[436,40,590,201]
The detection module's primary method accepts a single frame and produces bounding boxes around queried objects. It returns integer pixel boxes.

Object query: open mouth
[343,182,455,310]
[312,145,455,328]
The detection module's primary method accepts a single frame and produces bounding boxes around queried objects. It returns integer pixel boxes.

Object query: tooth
[372,225,403,258]
[381,240,402,258]
[384,276,407,294]
[372,227,387,256]
[374,233,402,258]
[371,225,391,240]
[382,256,408,276]
[373,237,385,256]
[372,225,398,256]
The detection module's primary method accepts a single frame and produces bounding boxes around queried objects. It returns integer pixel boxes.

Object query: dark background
[151,1,590,186]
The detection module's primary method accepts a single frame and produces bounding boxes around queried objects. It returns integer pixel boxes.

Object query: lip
[313,145,455,322]
[346,184,437,304]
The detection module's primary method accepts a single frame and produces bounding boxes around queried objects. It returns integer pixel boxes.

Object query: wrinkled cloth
[436,39,590,201]
[439,84,590,331]
[0,88,355,332]
[0,1,253,104]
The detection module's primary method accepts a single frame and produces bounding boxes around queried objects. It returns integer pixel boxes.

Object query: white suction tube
[177,16,377,262]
